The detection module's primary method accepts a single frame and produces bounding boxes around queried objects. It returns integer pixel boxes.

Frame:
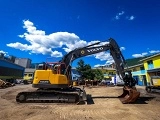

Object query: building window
[147,60,154,69]
[24,74,27,76]
[28,74,33,77]
[109,72,113,75]
[157,72,160,76]
[147,60,153,64]
[140,66,145,70]
[103,72,107,74]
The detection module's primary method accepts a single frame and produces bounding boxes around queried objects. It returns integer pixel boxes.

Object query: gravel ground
[0,84,160,120]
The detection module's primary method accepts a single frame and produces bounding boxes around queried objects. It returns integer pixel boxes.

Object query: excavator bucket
[118,86,140,104]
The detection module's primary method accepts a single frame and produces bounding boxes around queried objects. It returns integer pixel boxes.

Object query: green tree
[92,69,104,80]
[76,59,93,79]
[76,59,104,80]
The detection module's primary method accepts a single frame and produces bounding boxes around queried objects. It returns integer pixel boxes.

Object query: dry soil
[0,84,160,120]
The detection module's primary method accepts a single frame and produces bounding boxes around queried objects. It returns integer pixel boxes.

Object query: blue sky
[0,0,160,67]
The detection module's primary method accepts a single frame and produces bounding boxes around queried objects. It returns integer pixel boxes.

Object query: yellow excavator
[16,38,140,104]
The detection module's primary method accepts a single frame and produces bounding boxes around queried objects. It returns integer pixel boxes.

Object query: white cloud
[93,51,114,66]
[114,11,135,21]
[94,58,114,68]
[115,16,120,20]
[127,15,135,20]
[77,15,80,19]
[7,20,89,57]
[132,50,160,58]
[94,64,104,67]
[120,47,125,51]
[0,50,8,56]
[94,52,112,61]
[93,46,126,67]
[132,52,148,58]
[7,20,126,68]
[6,20,113,57]
[114,11,125,20]
[119,11,125,15]
[149,50,160,54]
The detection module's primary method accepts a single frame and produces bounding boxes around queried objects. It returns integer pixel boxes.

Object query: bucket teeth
[118,86,140,104]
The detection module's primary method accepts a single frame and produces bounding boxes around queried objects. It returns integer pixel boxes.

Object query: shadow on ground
[86,94,155,104]
[134,96,155,104]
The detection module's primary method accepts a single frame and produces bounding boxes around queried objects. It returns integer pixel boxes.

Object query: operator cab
[37,62,67,75]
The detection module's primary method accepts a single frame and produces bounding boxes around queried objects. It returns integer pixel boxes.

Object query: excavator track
[16,87,87,105]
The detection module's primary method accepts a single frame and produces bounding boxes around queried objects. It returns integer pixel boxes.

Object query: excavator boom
[16,38,140,104]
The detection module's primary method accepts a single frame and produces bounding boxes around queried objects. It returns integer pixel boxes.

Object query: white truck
[111,74,124,86]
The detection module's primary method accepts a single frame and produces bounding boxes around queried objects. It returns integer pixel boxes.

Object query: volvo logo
[87,47,103,52]
[81,50,85,54]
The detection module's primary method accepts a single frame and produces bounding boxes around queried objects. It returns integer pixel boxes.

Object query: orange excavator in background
[16,38,140,104]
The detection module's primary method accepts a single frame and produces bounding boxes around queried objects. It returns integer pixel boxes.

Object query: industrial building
[0,53,25,82]
[14,58,32,68]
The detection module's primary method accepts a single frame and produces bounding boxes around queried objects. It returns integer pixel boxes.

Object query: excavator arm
[60,38,140,104]
[61,41,110,68]
[60,38,133,87]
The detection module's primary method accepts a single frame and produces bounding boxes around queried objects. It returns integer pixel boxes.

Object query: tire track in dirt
[41,87,128,119]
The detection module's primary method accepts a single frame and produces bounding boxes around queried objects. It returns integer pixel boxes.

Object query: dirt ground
[0,85,160,120]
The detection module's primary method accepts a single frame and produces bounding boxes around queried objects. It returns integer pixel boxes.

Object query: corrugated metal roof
[0,59,25,70]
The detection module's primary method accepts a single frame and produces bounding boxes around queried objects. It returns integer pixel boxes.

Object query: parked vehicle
[145,76,160,92]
